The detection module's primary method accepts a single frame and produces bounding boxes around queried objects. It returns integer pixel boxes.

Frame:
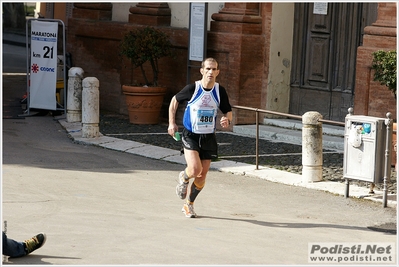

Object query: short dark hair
[201,57,218,69]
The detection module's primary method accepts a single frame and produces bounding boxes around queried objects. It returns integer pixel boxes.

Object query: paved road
[2,43,27,74]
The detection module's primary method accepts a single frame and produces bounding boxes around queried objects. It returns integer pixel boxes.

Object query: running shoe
[176,171,189,199]
[24,232,47,255]
[182,203,197,218]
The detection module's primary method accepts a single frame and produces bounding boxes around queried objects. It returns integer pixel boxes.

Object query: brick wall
[67,4,265,125]
[353,3,397,120]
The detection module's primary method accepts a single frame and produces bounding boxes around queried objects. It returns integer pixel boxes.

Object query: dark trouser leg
[2,232,26,258]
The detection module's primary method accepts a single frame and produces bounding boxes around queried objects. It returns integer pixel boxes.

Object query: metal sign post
[187,3,208,84]
[26,18,66,115]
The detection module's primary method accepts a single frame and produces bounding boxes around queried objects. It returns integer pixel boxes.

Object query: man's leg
[2,232,26,258]
[182,159,211,218]
[183,148,203,178]
[188,159,211,203]
[3,232,46,258]
[176,148,202,200]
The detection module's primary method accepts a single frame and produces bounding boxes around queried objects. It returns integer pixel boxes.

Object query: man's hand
[220,116,230,128]
[168,124,178,137]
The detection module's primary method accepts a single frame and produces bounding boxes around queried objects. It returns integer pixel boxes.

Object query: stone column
[209,3,263,124]
[129,3,171,26]
[66,67,84,123]
[82,77,99,138]
[211,3,262,34]
[72,3,112,20]
[353,3,396,119]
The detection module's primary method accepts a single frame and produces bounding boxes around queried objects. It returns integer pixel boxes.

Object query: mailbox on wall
[343,115,391,184]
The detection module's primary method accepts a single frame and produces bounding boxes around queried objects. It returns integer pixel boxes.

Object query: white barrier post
[66,67,84,122]
[302,111,323,183]
[82,77,99,138]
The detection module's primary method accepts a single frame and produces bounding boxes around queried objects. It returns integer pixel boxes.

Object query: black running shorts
[181,128,218,160]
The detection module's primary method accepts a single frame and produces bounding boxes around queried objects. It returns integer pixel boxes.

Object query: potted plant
[371,50,396,98]
[371,49,397,167]
[120,26,174,124]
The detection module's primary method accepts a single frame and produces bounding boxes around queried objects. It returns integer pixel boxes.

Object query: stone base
[128,14,170,26]
[128,3,171,26]
[302,166,323,183]
[67,111,82,123]
[82,124,99,138]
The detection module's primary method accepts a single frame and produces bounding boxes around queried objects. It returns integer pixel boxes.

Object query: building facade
[38,2,397,124]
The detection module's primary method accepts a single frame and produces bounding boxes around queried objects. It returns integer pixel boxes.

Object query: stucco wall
[266,3,294,115]
[112,3,135,22]
[111,2,224,30]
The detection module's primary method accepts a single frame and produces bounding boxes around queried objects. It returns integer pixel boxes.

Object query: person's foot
[176,171,189,199]
[182,203,197,218]
[24,233,46,255]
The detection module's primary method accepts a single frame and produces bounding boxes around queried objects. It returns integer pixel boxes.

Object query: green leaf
[119,26,174,86]
[371,50,397,98]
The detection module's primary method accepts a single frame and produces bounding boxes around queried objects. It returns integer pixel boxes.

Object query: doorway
[289,3,377,121]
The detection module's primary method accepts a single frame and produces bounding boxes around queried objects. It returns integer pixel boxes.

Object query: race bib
[193,109,216,133]
[197,109,214,126]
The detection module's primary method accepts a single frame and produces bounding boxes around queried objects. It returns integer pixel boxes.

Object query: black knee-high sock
[188,182,203,203]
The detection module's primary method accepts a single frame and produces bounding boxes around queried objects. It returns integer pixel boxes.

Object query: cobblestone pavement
[99,113,397,194]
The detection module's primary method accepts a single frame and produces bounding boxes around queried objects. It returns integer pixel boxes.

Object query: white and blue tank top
[182,81,221,134]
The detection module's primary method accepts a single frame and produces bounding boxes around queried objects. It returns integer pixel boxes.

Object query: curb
[3,32,26,47]
[2,39,26,47]
[57,117,397,209]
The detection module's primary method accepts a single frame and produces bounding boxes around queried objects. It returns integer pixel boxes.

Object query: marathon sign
[30,20,58,110]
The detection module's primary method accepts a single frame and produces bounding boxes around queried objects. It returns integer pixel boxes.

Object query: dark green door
[289,3,377,121]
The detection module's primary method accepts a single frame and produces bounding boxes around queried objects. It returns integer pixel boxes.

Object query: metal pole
[61,19,66,114]
[186,3,192,85]
[256,110,259,170]
[26,19,31,115]
[383,112,393,207]
[232,105,302,120]
[345,179,350,198]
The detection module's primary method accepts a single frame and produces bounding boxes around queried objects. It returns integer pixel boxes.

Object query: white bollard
[302,111,323,183]
[66,67,84,122]
[82,77,99,138]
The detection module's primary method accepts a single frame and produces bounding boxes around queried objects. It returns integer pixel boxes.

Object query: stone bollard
[66,67,84,122]
[302,111,323,183]
[82,77,99,138]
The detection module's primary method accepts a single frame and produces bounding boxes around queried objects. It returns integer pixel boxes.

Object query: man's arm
[168,96,179,136]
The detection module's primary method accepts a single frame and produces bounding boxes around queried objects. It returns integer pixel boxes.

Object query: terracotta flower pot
[122,85,167,124]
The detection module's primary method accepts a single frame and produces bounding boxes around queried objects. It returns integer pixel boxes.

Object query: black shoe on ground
[24,232,47,255]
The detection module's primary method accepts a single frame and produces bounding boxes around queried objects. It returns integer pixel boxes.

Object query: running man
[168,57,233,218]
